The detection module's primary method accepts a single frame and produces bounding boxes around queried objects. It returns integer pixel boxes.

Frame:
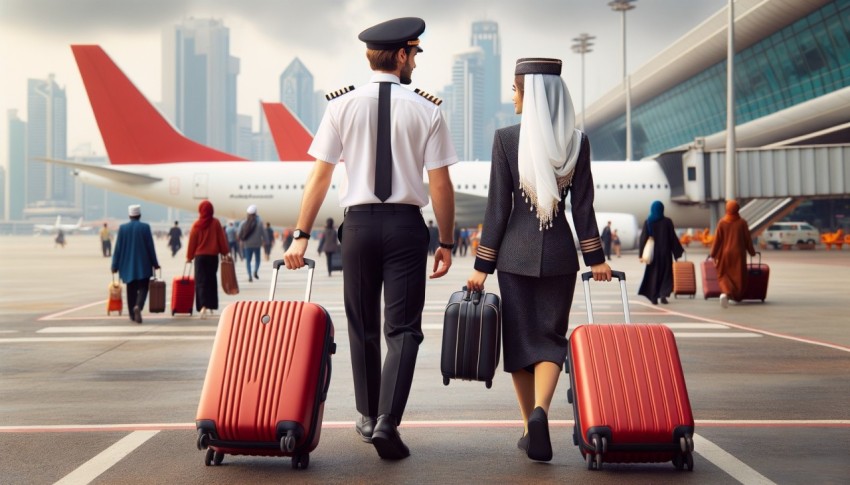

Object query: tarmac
[1,234,848,484]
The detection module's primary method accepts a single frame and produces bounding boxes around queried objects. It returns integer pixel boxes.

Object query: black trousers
[194,254,219,311]
[126,279,150,317]
[342,205,429,424]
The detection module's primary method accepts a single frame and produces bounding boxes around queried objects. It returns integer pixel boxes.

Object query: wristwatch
[293,229,310,240]
[439,241,455,250]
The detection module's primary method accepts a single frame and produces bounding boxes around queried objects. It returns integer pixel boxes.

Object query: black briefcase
[441,287,501,389]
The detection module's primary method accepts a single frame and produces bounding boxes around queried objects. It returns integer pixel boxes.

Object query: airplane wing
[37,157,162,184]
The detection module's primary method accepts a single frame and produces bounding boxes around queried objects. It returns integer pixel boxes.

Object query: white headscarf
[518,74,583,230]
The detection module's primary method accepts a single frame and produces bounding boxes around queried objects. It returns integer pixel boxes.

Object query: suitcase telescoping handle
[581,270,630,324]
[270,258,315,302]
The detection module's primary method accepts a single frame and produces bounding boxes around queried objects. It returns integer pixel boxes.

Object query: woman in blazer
[467,58,611,462]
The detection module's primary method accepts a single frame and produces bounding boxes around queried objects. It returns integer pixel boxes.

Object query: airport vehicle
[33,216,93,234]
[761,221,819,248]
[42,45,714,252]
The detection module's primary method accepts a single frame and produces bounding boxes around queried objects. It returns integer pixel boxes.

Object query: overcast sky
[0,0,728,165]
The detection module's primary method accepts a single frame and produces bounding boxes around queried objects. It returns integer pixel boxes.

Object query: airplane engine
[568,212,640,252]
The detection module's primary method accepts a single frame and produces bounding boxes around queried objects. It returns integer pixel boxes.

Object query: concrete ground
[1,234,848,484]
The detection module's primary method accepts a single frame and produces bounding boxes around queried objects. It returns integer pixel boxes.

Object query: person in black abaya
[638,200,684,305]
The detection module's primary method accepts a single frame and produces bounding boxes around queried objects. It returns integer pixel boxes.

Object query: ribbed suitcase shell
[568,324,694,464]
[440,289,501,388]
[742,263,769,301]
[196,300,333,456]
[220,257,239,295]
[672,261,696,298]
[148,278,166,313]
[700,259,722,299]
[171,276,194,315]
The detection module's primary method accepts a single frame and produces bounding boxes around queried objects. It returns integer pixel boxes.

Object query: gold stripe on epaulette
[476,245,498,261]
[325,85,355,101]
[414,88,442,106]
[580,238,603,252]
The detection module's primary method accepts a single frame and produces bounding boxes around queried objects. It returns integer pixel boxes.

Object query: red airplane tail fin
[72,45,245,164]
[262,102,313,161]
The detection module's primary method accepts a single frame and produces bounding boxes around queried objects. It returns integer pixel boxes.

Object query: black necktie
[375,82,392,202]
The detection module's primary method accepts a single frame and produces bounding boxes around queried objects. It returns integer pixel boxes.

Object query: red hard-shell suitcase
[567,271,695,471]
[196,259,335,470]
[441,287,501,388]
[107,274,122,315]
[742,252,769,302]
[700,257,722,299]
[171,263,195,316]
[672,252,696,298]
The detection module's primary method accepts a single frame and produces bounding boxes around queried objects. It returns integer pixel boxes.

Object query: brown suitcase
[672,254,696,298]
[700,258,722,299]
[741,252,769,302]
[107,275,122,315]
[220,255,239,295]
[148,271,166,313]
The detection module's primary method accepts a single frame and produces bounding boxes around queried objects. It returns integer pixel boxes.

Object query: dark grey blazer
[474,125,605,277]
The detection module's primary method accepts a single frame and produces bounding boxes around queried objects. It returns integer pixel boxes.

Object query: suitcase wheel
[281,433,297,453]
[485,380,492,389]
[197,432,210,450]
[204,449,224,466]
[672,452,694,471]
[567,388,573,404]
[291,453,309,470]
[442,376,450,386]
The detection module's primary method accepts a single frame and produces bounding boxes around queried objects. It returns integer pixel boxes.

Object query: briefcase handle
[580,270,630,324]
[271,258,316,302]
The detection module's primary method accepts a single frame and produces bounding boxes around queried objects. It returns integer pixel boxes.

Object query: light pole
[725,0,737,202]
[609,0,636,161]
[571,33,595,131]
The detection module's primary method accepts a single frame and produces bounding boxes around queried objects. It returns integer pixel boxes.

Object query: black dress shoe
[526,407,552,461]
[517,433,529,451]
[371,414,410,460]
[660,297,669,304]
[133,306,142,324]
[355,415,376,443]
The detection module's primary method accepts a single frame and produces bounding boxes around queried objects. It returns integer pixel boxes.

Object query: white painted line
[39,300,107,321]
[673,332,761,338]
[0,336,214,343]
[0,330,19,334]
[662,323,729,329]
[38,326,216,334]
[54,430,159,485]
[693,433,776,485]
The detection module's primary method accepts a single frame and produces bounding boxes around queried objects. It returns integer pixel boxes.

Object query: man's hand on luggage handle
[283,238,309,270]
[591,262,612,281]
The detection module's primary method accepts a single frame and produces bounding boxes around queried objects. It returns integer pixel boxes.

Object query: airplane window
[286,185,290,189]
[239,185,243,190]
[472,185,476,189]
[642,184,646,189]
[301,185,305,189]
[255,185,259,189]
[465,185,469,189]
[277,185,281,189]
[627,184,631,189]
[332,185,336,189]
[604,184,608,189]
[664,184,669,188]
[619,184,623,189]
[262,185,266,190]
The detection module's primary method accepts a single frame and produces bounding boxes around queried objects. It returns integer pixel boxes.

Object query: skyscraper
[6,109,26,220]
[162,18,240,154]
[26,75,70,214]
[280,58,315,132]
[470,21,502,146]
[449,47,485,160]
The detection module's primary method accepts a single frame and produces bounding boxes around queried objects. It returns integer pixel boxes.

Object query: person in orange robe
[709,200,756,307]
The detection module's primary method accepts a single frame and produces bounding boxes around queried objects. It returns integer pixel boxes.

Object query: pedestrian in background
[427,220,438,255]
[321,218,340,277]
[612,229,621,258]
[186,201,230,319]
[239,205,267,282]
[283,17,456,460]
[467,57,611,463]
[710,200,756,308]
[601,220,613,261]
[112,204,160,324]
[263,222,275,261]
[99,223,112,257]
[225,222,240,261]
[54,229,66,248]
[167,221,182,257]
[638,200,684,305]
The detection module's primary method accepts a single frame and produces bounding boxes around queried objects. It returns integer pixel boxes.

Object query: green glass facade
[591,0,850,160]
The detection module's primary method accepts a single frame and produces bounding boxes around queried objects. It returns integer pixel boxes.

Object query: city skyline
[1,0,727,166]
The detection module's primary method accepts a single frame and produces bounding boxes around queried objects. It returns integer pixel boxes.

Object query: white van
[762,222,819,248]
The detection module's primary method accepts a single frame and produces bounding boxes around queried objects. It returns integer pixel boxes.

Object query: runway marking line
[54,430,158,485]
[3,419,848,433]
[693,434,776,485]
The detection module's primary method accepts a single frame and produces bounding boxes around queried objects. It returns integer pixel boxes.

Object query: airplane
[33,216,93,235]
[41,45,711,251]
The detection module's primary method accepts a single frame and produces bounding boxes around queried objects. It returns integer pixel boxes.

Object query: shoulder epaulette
[325,85,355,101]
[414,88,442,106]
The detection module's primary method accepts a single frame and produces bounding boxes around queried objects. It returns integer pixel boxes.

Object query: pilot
[283,17,457,460]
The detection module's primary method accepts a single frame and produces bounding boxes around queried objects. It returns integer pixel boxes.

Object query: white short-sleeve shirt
[309,73,457,207]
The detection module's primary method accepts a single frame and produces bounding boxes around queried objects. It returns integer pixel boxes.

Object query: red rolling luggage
[567,271,695,471]
[107,274,122,316]
[742,252,769,302]
[171,263,195,316]
[700,257,722,299]
[441,287,501,389]
[196,259,335,470]
[672,252,696,298]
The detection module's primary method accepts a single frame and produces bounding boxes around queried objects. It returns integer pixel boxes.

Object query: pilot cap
[359,17,425,52]
[515,58,563,76]
[128,204,141,216]
[246,204,257,215]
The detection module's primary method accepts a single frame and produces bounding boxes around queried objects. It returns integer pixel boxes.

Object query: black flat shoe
[371,414,410,460]
[526,407,552,462]
[517,433,529,451]
[660,297,669,304]
[355,415,376,443]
